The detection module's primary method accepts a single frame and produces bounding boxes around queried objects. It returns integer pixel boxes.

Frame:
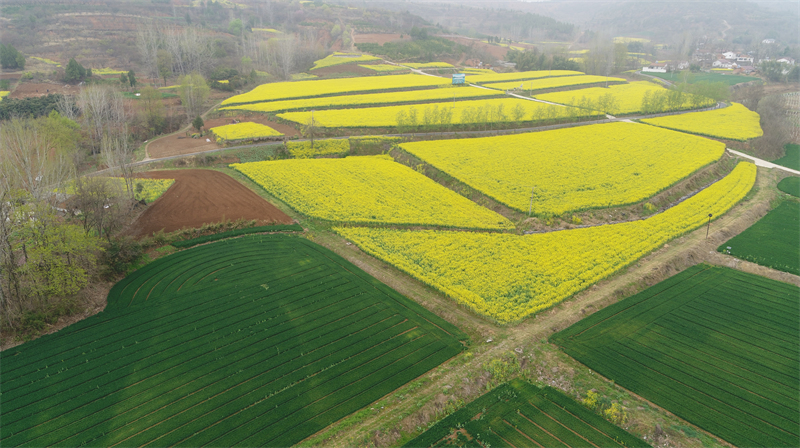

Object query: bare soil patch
[130,169,293,237]
[147,115,298,159]
[9,82,81,99]
[355,33,411,45]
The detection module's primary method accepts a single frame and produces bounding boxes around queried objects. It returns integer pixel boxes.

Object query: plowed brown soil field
[131,169,293,237]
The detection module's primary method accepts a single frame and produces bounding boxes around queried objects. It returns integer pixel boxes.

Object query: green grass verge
[718,201,799,274]
[551,264,800,448]
[0,235,466,448]
[403,378,649,448]
[772,144,800,171]
[778,177,800,198]
[646,72,760,86]
[172,224,303,248]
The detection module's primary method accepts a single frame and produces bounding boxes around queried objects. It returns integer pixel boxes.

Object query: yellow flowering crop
[460,68,495,75]
[91,67,127,75]
[0,91,9,101]
[360,64,407,72]
[278,98,602,128]
[403,62,454,69]
[482,75,627,92]
[286,139,350,158]
[210,122,283,141]
[400,122,725,215]
[310,52,381,70]
[291,73,318,80]
[222,74,449,106]
[535,81,715,115]
[614,36,650,43]
[231,156,514,229]
[336,162,756,323]
[220,87,502,113]
[31,56,61,67]
[467,70,584,84]
[640,102,763,141]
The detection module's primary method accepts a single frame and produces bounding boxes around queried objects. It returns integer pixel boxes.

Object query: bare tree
[135,19,161,82]
[77,85,127,155]
[277,35,296,80]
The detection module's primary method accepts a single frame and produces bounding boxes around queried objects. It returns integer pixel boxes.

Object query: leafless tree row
[136,20,214,81]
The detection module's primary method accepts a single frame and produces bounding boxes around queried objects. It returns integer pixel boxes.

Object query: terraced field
[222,74,450,106]
[231,156,514,229]
[278,97,602,128]
[400,122,725,215]
[718,201,800,275]
[337,163,756,323]
[481,74,626,92]
[466,70,583,84]
[551,264,799,448]
[535,81,715,115]
[405,378,649,448]
[641,102,762,141]
[219,87,502,114]
[0,235,465,447]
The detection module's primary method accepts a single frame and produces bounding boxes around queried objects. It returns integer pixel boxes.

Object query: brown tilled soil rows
[146,115,298,159]
[131,169,293,237]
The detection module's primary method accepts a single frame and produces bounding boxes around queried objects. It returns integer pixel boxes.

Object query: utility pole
[705,213,713,239]
[528,187,535,216]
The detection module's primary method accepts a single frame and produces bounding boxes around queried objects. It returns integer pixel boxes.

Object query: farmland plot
[481,74,626,92]
[400,122,725,215]
[221,74,449,106]
[278,97,602,128]
[535,81,715,115]
[219,86,502,114]
[718,201,800,275]
[337,163,755,323]
[405,378,649,448]
[466,70,584,84]
[231,156,514,230]
[0,235,465,448]
[551,264,800,448]
[311,52,381,70]
[641,102,763,141]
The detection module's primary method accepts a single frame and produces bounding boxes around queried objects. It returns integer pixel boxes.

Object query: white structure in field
[642,61,668,73]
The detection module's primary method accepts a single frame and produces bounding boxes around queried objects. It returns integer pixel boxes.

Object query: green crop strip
[551,264,800,448]
[718,201,800,275]
[0,235,466,447]
[404,378,649,448]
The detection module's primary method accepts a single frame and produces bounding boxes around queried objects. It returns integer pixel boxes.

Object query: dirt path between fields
[299,166,795,448]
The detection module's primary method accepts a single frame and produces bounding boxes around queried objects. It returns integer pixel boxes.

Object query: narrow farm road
[726,148,800,175]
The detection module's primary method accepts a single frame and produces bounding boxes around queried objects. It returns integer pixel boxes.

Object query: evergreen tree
[192,115,204,132]
[65,58,87,83]
[127,70,137,87]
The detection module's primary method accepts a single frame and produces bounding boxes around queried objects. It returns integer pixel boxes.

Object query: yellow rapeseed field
[482,75,626,91]
[286,139,350,158]
[210,122,283,141]
[310,52,381,70]
[278,98,602,128]
[231,156,514,229]
[221,74,449,106]
[640,102,763,141]
[400,122,725,215]
[360,64,407,72]
[220,86,502,113]
[336,162,756,323]
[467,70,583,84]
[535,81,715,115]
